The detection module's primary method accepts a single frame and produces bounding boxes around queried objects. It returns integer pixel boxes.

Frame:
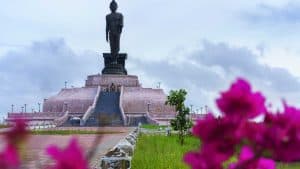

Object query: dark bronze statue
[106,0,123,63]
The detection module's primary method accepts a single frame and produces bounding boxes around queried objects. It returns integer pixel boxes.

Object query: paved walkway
[0,127,135,169]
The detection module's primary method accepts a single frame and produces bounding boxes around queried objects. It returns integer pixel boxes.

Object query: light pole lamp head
[110,0,118,13]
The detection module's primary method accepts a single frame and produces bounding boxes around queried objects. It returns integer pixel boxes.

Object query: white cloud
[1,0,300,118]
[130,40,300,114]
[0,39,99,118]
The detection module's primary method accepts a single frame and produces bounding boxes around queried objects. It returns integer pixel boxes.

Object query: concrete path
[0,127,135,169]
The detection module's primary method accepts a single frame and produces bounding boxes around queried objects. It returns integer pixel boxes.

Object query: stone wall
[7,112,64,121]
[121,87,175,115]
[85,74,140,88]
[100,128,140,169]
[43,87,97,113]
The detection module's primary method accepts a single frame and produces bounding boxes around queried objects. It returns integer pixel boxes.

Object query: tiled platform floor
[0,127,134,169]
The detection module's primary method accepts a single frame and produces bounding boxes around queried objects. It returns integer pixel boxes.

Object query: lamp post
[205,105,208,113]
[38,103,41,112]
[190,105,193,114]
[21,107,24,113]
[200,107,203,114]
[147,102,151,112]
[11,104,14,113]
[24,104,27,113]
[157,82,161,89]
[64,103,68,112]
[65,81,67,88]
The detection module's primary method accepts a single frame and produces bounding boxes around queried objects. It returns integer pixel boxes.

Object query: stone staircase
[85,91,124,126]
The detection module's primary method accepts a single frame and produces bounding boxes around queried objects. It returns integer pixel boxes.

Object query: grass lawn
[131,134,300,169]
[141,124,167,130]
[29,130,123,135]
[131,134,199,169]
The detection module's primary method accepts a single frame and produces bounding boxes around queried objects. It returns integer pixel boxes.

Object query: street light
[21,107,24,113]
[200,107,203,114]
[11,104,14,113]
[157,82,161,89]
[190,105,193,114]
[205,105,208,113]
[38,103,41,112]
[24,104,27,113]
[65,81,68,88]
[147,102,151,112]
[64,103,68,112]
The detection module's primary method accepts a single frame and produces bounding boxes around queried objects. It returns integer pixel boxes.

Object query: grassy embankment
[131,134,300,169]
[141,124,167,130]
[132,135,199,169]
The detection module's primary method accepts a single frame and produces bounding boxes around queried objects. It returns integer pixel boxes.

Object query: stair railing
[53,111,69,127]
[119,86,127,125]
[81,86,101,126]
[146,111,159,125]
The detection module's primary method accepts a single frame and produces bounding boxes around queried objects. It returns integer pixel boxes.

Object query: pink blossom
[216,78,266,120]
[192,114,240,142]
[184,114,239,169]
[237,121,266,149]
[185,78,300,168]
[46,138,88,169]
[263,102,300,162]
[0,144,20,169]
[229,146,275,169]
[5,118,28,145]
[192,114,240,161]
[0,118,27,169]
[184,149,223,169]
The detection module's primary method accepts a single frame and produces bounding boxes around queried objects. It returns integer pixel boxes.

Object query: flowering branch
[184,78,300,169]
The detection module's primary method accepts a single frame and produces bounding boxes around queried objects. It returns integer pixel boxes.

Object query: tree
[165,89,192,145]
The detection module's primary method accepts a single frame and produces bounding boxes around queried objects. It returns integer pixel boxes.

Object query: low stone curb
[100,127,140,169]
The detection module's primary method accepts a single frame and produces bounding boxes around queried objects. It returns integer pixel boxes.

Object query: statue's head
[110,0,118,12]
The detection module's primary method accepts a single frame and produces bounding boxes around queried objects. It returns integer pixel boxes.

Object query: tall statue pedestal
[101,53,128,75]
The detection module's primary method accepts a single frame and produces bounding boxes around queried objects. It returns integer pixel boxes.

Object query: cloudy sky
[1,0,300,119]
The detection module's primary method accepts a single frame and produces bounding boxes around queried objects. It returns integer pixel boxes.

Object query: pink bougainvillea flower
[5,118,28,145]
[192,114,240,161]
[0,144,21,169]
[46,138,88,169]
[229,146,275,169]
[192,114,240,142]
[190,114,240,165]
[184,148,223,169]
[216,78,266,120]
[282,101,300,122]
[237,120,266,149]
[263,102,300,162]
